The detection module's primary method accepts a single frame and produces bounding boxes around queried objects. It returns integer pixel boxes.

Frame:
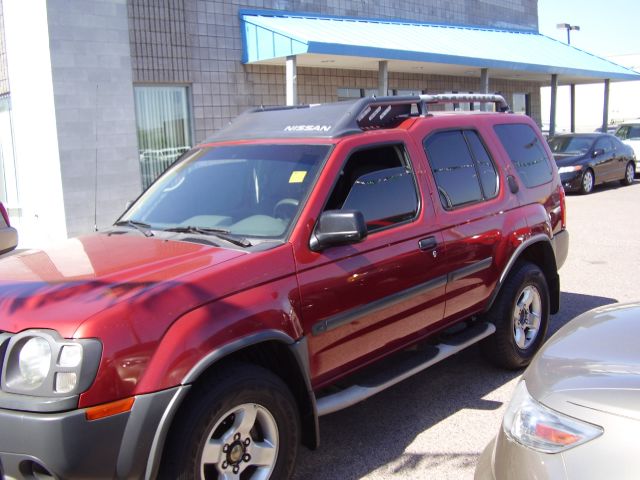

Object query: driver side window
[324,144,419,232]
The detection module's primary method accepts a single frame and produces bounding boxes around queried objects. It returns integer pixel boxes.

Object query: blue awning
[241,10,640,84]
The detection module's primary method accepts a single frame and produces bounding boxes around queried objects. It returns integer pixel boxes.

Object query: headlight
[558,165,582,174]
[1,330,102,397]
[18,337,52,388]
[503,381,603,453]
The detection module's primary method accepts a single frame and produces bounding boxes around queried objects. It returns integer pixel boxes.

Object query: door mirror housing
[310,210,367,251]
[592,148,605,157]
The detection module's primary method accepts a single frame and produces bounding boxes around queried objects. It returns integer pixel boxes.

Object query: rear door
[292,132,448,388]
[419,120,522,322]
[593,137,617,182]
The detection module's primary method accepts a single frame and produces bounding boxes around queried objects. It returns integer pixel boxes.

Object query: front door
[292,133,447,389]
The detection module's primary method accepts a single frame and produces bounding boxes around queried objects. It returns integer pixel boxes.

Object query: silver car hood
[524,302,640,421]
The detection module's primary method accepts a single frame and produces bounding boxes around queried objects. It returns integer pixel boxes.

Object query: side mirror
[310,210,367,251]
[592,148,604,157]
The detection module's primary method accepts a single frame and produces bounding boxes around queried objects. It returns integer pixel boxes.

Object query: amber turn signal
[85,397,135,421]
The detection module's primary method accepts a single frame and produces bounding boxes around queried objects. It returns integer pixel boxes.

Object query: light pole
[557,23,580,45]
[558,23,580,133]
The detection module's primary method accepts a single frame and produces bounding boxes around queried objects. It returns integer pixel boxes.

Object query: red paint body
[0,113,565,408]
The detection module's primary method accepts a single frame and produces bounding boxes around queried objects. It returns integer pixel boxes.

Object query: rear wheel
[481,261,550,369]
[580,169,594,194]
[621,162,635,186]
[160,363,300,480]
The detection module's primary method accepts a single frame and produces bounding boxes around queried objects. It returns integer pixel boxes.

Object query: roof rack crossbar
[417,93,511,114]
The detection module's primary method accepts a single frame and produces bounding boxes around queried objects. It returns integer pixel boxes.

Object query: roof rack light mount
[355,93,510,130]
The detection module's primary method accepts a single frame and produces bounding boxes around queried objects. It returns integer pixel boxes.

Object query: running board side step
[316,322,496,416]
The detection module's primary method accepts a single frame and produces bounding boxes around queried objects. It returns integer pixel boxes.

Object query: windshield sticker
[289,171,308,183]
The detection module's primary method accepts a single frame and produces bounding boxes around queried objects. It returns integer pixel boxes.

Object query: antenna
[93,83,99,232]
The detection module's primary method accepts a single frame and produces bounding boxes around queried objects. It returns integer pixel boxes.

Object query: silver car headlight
[503,381,603,453]
[1,329,102,397]
[557,165,582,174]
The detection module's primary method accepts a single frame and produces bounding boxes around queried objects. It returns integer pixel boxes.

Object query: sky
[537,0,640,130]
[537,0,639,59]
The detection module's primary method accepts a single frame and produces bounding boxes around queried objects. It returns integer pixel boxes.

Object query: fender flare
[485,234,559,313]
[143,330,317,480]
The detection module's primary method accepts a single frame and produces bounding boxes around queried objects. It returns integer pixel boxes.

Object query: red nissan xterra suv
[0,94,568,479]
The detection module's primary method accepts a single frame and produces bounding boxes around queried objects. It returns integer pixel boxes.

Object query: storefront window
[134,86,192,189]
[0,94,17,204]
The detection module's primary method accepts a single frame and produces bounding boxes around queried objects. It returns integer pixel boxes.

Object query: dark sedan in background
[0,201,17,255]
[549,134,635,194]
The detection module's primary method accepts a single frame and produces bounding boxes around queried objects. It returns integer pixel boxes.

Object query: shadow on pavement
[293,291,618,480]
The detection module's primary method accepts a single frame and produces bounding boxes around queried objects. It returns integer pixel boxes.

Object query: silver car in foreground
[476,302,640,480]
[0,201,17,255]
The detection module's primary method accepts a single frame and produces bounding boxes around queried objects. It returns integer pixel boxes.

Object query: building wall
[47,0,141,237]
[0,0,8,95]
[127,0,541,144]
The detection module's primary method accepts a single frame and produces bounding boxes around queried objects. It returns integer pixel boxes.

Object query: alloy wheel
[200,403,279,480]
[512,285,542,350]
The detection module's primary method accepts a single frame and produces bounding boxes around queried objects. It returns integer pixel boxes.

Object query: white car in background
[614,121,640,174]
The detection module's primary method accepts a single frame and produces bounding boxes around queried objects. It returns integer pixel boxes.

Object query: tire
[481,261,550,369]
[580,169,594,194]
[621,162,635,186]
[159,363,300,480]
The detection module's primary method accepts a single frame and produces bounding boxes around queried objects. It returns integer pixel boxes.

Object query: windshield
[548,136,595,155]
[615,125,640,140]
[121,144,330,239]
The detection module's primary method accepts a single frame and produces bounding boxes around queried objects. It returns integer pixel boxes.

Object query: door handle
[418,236,437,251]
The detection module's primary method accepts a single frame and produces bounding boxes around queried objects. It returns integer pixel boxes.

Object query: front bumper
[475,431,567,480]
[0,387,185,479]
[559,171,583,192]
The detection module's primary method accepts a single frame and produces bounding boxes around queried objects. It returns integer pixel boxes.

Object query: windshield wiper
[113,220,154,237]
[163,226,252,247]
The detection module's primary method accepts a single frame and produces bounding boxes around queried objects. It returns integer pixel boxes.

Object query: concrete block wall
[0,0,9,95]
[127,0,540,144]
[47,0,141,237]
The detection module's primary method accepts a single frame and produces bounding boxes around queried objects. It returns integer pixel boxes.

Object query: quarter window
[423,130,498,209]
[494,124,553,188]
[324,144,418,232]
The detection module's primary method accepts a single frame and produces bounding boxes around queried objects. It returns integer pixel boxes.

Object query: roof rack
[205,93,511,142]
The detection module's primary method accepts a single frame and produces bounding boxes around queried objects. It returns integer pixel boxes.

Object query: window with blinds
[134,86,192,189]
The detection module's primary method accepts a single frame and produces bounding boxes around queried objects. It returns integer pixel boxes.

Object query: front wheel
[160,363,300,480]
[580,169,594,194]
[481,261,550,369]
[621,162,635,186]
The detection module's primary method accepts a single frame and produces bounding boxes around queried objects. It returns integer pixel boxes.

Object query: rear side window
[324,144,418,232]
[494,124,553,188]
[423,130,498,209]
[595,137,614,153]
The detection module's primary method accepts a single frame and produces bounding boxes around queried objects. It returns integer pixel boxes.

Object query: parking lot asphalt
[293,179,640,480]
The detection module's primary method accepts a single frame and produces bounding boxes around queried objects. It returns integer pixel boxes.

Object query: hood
[553,153,586,165]
[525,302,640,420]
[0,234,244,337]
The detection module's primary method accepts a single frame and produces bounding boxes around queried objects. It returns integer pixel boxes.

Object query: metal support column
[549,74,558,137]
[570,84,576,132]
[286,55,297,106]
[480,68,489,111]
[602,79,610,133]
[378,61,388,97]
